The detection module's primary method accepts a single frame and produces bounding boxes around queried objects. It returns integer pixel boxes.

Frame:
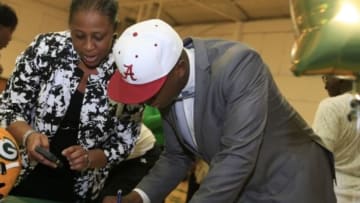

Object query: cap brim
[108,71,167,104]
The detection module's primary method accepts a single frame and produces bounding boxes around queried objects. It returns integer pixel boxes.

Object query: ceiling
[37,0,291,30]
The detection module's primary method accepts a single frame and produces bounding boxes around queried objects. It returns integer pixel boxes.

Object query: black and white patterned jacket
[0,31,143,200]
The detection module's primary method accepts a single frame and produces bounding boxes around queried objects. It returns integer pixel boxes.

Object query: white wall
[0,0,327,125]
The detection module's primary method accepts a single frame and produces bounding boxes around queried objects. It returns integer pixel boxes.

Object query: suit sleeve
[136,115,194,202]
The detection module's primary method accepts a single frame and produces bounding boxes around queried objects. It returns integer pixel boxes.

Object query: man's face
[145,60,187,109]
[0,25,14,49]
[322,75,343,97]
[145,74,182,109]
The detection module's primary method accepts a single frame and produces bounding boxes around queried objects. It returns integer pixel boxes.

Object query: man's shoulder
[192,38,261,66]
[193,38,254,53]
[319,93,353,110]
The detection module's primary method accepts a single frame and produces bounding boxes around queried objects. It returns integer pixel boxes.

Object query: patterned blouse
[0,31,143,200]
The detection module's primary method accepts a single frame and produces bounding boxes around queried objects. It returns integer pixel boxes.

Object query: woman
[0,0,144,202]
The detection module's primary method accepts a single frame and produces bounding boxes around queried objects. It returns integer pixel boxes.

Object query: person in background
[312,74,360,203]
[104,19,336,203]
[0,2,18,75]
[143,105,164,147]
[0,0,145,202]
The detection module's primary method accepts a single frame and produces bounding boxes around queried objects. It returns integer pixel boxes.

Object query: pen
[117,189,122,203]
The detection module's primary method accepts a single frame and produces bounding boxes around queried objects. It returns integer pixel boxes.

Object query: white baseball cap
[108,19,183,104]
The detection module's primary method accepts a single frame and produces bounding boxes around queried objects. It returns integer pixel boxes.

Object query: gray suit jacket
[137,38,336,203]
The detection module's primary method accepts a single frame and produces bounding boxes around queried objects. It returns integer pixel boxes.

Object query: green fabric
[143,105,164,145]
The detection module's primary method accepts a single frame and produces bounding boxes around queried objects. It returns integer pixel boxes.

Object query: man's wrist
[133,188,150,203]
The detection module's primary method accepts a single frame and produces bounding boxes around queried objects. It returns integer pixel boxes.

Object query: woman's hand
[6,121,56,168]
[62,145,90,171]
[25,132,57,168]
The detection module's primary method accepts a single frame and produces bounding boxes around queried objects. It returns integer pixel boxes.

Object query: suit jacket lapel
[164,103,199,155]
[189,38,212,159]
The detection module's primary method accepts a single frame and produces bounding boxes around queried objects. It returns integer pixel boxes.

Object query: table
[2,195,61,203]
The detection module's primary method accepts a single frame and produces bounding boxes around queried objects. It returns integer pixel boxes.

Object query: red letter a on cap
[122,65,137,81]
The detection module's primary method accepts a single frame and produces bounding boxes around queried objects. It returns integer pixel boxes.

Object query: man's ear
[174,59,184,71]
[173,50,188,77]
[175,59,189,80]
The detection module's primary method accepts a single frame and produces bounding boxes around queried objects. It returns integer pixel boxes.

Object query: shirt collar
[182,47,195,94]
[175,47,195,101]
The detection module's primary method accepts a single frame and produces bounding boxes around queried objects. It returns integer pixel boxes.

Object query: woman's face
[70,10,115,69]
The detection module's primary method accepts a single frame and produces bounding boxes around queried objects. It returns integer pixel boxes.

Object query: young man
[0,2,17,50]
[0,2,18,75]
[106,19,336,203]
[313,75,359,203]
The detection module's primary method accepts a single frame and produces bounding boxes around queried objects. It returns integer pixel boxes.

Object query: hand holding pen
[102,190,143,203]
[117,189,122,203]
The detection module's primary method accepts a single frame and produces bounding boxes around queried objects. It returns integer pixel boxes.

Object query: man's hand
[102,191,143,203]
[102,196,116,203]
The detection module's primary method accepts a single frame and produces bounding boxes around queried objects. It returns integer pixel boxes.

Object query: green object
[290,0,360,76]
[142,105,164,145]
[2,196,62,203]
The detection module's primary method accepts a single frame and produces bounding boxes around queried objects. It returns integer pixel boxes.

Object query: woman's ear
[111,33,118,47]
[114,20,119,32]
[113,33,118,40]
